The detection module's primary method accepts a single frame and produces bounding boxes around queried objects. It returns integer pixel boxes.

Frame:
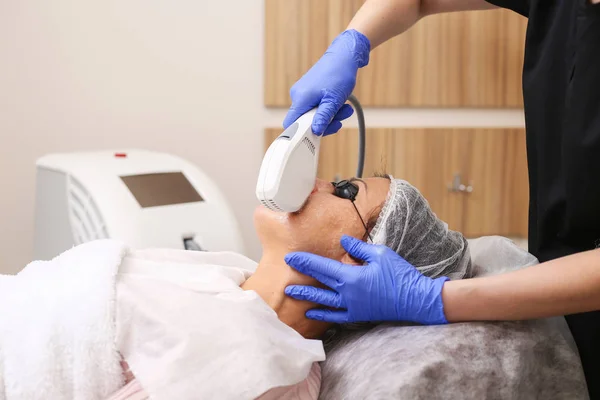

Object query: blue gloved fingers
[283,101,317,129]
[322,121,343,136]
[305,309,349,324]
[285,95,353,133]
[288,105,351,136]
[332,104,354,122]
[285,252,343,290]
[285,285,345,309]
[320,104,354,136]
[340,235,382,263]
[311,88,348,134]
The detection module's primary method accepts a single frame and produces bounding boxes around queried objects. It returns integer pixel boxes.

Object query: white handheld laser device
[256,109,320,212]
[256,95,366,213]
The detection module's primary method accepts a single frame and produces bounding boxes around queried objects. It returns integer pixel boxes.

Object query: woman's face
[254,176,391,260]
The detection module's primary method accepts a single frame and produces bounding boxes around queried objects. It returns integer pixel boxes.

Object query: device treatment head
[256,108,320,213]
[256,95,366,213]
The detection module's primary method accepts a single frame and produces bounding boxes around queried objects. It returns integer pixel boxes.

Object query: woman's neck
[240,250,331,339]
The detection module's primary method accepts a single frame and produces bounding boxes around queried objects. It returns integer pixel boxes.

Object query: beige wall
[0,1,525,274]
[0,0,265,273]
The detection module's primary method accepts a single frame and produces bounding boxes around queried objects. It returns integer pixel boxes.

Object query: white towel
[0,240,127,400]
[116,249,326,400]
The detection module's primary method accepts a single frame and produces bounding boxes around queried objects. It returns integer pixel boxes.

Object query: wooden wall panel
[392,130,470,234]
[265,0,527,107]
[461,129,529,237]
[264,127,529,237]
[264,128,394,180]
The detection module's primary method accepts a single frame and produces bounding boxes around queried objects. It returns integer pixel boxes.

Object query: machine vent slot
[67,176,109,244]
[71,208,91,243]
[71,223,86,246]
[302,137,315,155]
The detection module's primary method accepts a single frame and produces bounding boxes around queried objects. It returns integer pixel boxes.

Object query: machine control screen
[120,172,203,208]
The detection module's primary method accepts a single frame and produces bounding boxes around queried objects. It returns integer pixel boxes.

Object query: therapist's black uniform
[485,0,600,397]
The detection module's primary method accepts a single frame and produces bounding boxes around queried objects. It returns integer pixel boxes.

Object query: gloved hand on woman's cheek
[285,235,449,325]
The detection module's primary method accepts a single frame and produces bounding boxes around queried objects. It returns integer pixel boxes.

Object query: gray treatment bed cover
[319,236,588,400]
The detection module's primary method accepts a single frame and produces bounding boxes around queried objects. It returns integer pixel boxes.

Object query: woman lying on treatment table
[107,175,472,400]
[5,174,584,399]
[1,175,472,400]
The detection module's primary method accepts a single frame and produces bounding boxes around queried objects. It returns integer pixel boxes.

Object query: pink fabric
[256,362,321,400]
[105,363,321,400]
[105,380,147,400]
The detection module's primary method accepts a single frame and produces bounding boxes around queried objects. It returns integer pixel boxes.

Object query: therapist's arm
[347,0,496,49]
[443,249,600,322]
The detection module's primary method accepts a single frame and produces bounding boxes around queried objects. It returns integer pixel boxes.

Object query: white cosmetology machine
[256,95,366,212]
[33,150,244,260]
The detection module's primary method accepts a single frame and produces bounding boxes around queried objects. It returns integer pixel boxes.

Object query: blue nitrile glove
[284,235,450,325]
[283,29,371,136]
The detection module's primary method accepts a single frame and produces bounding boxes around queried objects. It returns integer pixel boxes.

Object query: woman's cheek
[319,213,352,258]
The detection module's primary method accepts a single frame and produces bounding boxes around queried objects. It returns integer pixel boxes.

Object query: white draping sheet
[115,249,325,400]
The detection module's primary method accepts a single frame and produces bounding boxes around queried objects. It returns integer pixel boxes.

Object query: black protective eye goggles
[331,180,372,242]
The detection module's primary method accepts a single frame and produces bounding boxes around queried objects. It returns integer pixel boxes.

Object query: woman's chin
[254,204,289,219]
[253,205,291,238]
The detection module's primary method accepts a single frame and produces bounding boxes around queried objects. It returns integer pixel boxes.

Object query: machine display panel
[120,172,203,208]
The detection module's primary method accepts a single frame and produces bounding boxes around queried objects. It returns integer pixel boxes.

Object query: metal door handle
[448,173,473,193]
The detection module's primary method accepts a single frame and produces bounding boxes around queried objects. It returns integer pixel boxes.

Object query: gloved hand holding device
[283,30,371,136]
[284,235,449,325]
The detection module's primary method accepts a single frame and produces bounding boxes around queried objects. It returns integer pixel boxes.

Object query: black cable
[346,94,366,179]
[351,201,373,242]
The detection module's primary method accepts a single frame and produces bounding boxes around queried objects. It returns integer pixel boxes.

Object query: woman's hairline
[363,172,392,239]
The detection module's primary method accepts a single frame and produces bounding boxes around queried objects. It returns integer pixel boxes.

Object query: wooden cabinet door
[264,127,528,238]
[462,129,529,237]
[320,128,395,181]
[392,128,528,237]
[265,0,526,107]
[390,129,469,234]
[264,128,396,181]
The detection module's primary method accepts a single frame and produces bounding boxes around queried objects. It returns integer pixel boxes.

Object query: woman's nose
[313,179,334,194]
